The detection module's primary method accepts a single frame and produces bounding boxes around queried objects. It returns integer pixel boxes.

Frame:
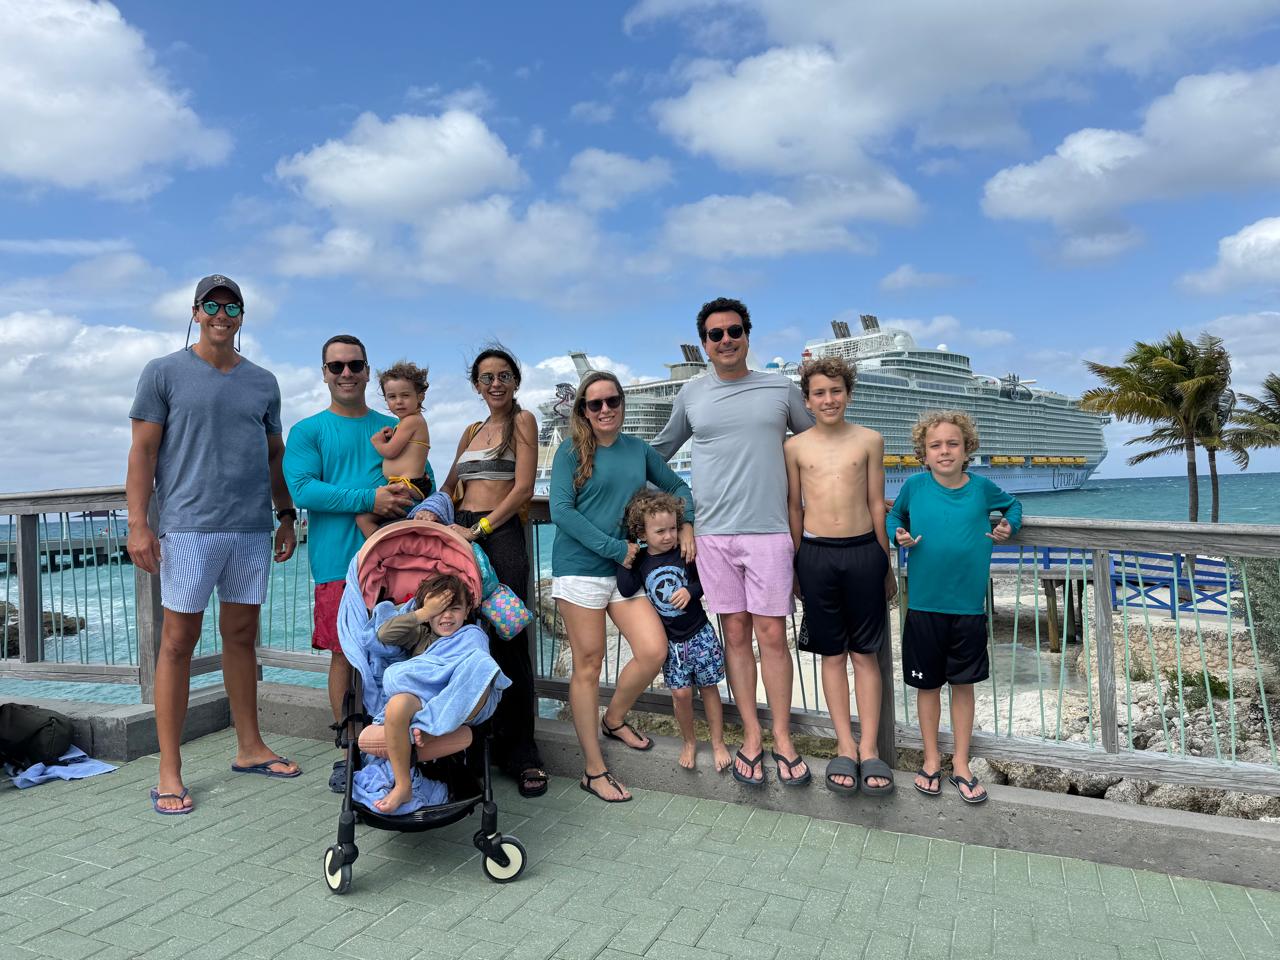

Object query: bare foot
[413,729,428,749]
[679,741,697,770]
[374,782,413,813]
[712,742,732,773]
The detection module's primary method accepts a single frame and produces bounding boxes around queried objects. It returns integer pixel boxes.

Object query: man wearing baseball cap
[126,274,301,814]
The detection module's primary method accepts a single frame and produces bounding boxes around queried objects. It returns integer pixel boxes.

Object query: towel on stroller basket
[338,493,510,815]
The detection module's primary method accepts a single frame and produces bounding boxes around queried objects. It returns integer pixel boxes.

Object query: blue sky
[3,0,1280,492]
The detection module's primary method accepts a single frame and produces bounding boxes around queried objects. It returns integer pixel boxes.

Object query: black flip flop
[948,773,989,804]
[731,749,766,787]
[601,717,654,751]
[770,750,812,787]
[914,768,942,797]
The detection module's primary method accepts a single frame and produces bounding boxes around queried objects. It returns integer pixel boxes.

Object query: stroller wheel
[480,836,527,884]
[323,844,352,894]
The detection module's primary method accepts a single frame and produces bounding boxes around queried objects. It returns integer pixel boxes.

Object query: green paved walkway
[2,730,1277,960]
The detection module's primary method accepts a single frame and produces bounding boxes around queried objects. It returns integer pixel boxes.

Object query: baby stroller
[321,496,527,894]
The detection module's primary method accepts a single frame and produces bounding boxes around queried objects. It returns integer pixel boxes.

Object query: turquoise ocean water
[3,472,1277,704]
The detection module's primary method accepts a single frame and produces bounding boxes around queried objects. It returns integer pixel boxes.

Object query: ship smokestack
[860,314,880,332]
[569,351,594,380]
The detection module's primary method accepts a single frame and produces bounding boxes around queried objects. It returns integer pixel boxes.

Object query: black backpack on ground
[0,702,75,770]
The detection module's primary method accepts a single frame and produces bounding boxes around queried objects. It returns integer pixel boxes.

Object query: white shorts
[550,575,632,610]
[160,531,272,614]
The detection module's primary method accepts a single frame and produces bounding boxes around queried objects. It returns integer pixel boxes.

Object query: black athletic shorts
[902,609,989,689]
[795,531,888,657]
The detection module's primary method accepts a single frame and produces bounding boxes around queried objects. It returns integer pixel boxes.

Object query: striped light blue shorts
[159,531,272,614]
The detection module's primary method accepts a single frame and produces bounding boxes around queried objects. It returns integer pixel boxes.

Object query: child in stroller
[322,493,528,893]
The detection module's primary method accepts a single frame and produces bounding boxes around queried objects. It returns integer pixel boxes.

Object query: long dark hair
[469,345,523,458]
[569,370,625,490]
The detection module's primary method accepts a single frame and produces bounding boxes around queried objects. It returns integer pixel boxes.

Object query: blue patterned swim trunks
[662,622,726,690]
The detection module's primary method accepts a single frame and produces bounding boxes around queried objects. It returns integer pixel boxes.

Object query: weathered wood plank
[257,649,330,673]
[190,653,222,678]
[1092,550,1119,753]
[16,515,42,662]
[1010,516,1280,558]
[0,486,127,515]
[134,504,163,703]
[0,661,140,683]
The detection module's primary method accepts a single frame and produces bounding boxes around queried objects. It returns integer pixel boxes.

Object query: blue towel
[9,746,116,788]
[379,624,511,734]
[409,492,454,524]
[351,756,448,814]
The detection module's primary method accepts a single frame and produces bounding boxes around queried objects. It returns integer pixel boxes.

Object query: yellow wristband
[478,517,494,536]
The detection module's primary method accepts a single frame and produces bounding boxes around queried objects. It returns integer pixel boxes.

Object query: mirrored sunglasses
[477,371,515,386]
[324,359,367,375]
[199,300,242,318]
[585,395,623,413]
[705,324,743,342]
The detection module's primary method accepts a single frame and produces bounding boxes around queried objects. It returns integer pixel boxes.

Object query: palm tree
[1227,373,1280,462]
[1082,333,1229,522]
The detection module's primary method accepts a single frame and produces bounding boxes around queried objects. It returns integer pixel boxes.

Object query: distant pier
[0,533,130,571]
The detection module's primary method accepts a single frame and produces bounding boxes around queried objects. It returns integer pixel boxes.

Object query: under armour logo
[911,671,924,679]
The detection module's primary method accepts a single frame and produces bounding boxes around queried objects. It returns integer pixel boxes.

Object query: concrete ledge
[532,717,1280,892]
[6,688,229,761]
[256,681,336,742]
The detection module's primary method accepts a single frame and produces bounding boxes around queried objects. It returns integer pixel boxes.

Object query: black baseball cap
[193,274,244,306]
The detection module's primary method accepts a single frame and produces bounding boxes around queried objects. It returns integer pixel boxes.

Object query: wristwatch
[276,508,298,523]
[470,522,486,539]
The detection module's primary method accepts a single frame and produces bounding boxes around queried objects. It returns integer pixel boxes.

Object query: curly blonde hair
[623,489,686,540]
[912,410,980,468]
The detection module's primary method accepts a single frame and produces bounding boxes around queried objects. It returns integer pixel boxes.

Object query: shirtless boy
[784,357,896,796]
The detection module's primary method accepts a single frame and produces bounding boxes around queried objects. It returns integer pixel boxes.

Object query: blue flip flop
[230,756,301,779]
[150,787,193,815]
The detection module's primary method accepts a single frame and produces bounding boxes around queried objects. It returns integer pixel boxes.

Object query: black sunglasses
[705,324,744,342]
[199,300,242,318]
[324,359,367,375]
[584,395,622,413]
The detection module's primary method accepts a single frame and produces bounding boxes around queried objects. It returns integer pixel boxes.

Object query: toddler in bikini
[357,360,433,537]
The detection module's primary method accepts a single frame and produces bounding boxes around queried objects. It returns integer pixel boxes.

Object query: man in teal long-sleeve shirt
[283,335,423,787]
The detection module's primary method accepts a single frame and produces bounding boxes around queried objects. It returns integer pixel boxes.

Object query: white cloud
[983,65,1280,255]
[0,237,132,256]
[271,225,378,278]
[881,314,1014,350]
[0,0,231,198]
[526,125,546,150]
[275,110,524,223]
[879,264,959,292]
[569,100,614,124]
[662,175,920,259]
[1058,227,1144,263]
[0,251,165,312]
[559,149,672,211]
[150,277,279,325]
[1203,311,1280,395]
[405,83,495,114]
[0,309,323,490]
[1181,217,1280,293]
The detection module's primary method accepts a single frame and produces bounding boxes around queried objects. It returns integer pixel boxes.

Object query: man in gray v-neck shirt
[652,297,814,788]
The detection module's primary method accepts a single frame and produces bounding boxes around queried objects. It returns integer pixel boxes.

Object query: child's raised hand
[419,510,440,523]
[986,518,1013,543]
[414,586,451,621]
[669,587,690,610]
[381,426,395,442]
[894,526,922,548]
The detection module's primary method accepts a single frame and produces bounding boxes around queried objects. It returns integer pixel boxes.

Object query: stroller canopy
[355,517,482,609]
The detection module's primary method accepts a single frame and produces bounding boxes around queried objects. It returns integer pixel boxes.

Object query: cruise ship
[536,315,1108,497]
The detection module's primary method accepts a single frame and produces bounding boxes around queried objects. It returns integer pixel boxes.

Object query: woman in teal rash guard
[549,370,696,803]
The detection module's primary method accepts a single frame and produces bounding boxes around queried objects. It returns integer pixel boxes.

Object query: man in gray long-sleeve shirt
[652,297,815,787]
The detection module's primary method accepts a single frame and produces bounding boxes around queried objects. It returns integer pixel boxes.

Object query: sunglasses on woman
[705,324,744,342]
[324,359,368,375]
[584,395,622,413]
[199,300,242,318]
[477,371,515,386]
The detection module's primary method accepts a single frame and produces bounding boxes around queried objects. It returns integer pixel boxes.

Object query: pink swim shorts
[694,533,795,618]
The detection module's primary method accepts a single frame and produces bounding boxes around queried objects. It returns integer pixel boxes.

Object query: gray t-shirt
[651,369,813,535]
[129,348,282,536]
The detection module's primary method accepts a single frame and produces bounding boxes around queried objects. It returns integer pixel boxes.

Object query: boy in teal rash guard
[886,410,1022,804]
